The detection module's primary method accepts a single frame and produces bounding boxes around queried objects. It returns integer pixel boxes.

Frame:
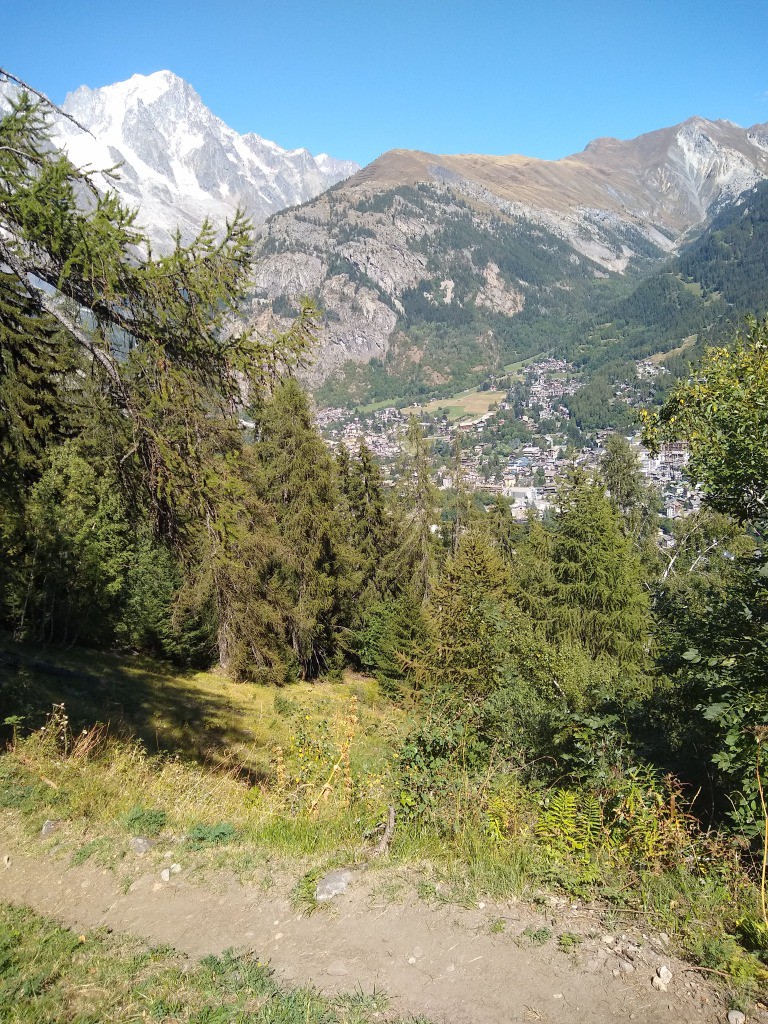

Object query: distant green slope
[575,179,768,374]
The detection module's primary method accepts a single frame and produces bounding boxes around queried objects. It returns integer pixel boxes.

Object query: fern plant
[537,789,606,857]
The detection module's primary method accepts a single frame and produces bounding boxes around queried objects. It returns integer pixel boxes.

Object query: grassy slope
[1,639,395,780]
[2,643,768,1004]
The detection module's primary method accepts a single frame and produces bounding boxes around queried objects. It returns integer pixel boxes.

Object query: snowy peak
[17,71,359,251]
[63,70,194,123]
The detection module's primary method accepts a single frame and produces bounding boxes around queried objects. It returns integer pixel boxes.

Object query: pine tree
[354,591,427,697]
[413,529,515,707]
[387,415,440,602]
[599,432,661,553]
[0,270,81,492]
[0,89,322,671]
[486,494,523,563]
[347,440,394,597]
[600,433,645,517]
[446,432,477,552]
[0,90,319,544]
[14,442,133,645]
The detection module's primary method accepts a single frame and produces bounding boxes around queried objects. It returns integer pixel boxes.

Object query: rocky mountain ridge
[2,71,359,251]
[246,116,768,394]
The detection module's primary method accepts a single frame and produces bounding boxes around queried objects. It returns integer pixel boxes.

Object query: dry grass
[405,387,500,422]
[647,334,698,364]
[0,646,405,872]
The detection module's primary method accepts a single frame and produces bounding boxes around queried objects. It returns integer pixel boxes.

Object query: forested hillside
[573,179,768,373]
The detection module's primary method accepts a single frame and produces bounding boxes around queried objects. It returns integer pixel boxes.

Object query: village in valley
[315,356,701,524]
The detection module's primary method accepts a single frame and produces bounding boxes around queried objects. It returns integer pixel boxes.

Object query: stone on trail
[325,960,349,976]
[160,868,171,882]
[657,965,673,984]
[40,819,58,837]
[129,836,155,855]
[651,976,668,993]
[727,1012,746,1024]
[315,867,356,902]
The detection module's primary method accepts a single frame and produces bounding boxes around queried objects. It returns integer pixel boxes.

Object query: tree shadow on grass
[0,643,270,783]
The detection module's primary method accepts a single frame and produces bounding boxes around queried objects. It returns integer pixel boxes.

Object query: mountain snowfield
[2,70,359,250]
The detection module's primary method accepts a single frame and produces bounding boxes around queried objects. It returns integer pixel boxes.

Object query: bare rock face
[252,253,326,300]
[475,262,525,317]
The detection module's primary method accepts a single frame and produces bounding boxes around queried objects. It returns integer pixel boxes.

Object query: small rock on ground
[727,1011,746,1024]
[129,836,155,855]
[325,960,349,977]
[160,868,171,882]
[315,867,356,902]
[40,820,58,837]
[657,965,673,984]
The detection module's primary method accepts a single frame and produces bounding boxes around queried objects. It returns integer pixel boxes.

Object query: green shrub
[122,805,167,837]
[186,822,238,848]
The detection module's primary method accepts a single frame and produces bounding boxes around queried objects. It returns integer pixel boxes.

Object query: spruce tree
[0,270,81,492]
[14,443,133,645]
[253,379,353,678]
[347,440,394,597]
[549,475,651,666]
[388,415,439,602]
[414,529,514,707]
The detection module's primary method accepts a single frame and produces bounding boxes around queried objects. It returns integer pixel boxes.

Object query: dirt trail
[0,821,731,1024]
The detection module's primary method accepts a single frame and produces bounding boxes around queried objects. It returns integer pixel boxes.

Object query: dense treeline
[4,91,768,857]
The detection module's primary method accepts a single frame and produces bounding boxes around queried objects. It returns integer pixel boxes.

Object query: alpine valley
[249,119,768,402]
[7,70,768,404]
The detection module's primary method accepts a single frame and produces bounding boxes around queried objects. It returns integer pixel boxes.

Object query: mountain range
[250,117,768,397]
[3,70,768,401]
[2,71,359,250]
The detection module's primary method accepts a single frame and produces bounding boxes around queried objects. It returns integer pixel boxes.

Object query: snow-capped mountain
[4,71,359,250]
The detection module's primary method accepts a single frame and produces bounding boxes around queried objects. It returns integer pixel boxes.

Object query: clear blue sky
[5,0,768,166]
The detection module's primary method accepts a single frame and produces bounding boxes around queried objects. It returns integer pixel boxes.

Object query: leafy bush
[397,712,487,825]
